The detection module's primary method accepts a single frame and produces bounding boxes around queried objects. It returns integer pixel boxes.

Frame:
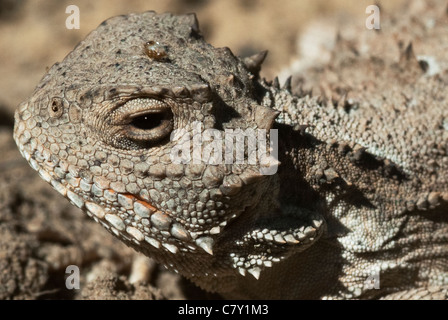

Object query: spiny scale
[242,50,268,76]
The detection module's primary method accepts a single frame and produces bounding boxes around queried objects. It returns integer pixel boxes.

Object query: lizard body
[13,10,448,299]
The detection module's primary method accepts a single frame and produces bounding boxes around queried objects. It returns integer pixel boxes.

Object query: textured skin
[13,10,448,299]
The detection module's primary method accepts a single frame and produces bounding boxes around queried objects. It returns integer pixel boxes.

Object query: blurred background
[0,0,403,117]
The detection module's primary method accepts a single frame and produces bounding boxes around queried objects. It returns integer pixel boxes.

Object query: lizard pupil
[131,112,166,130]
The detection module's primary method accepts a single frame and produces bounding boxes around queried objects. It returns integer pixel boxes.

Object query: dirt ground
[0,0,406,299]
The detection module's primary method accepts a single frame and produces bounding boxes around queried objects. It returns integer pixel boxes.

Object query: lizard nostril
[49,97,64,118]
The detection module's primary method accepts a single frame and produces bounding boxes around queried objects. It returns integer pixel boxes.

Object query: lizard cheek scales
[13,11,328,294]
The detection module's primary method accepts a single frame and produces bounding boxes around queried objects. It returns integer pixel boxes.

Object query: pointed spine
[272,76,280,89]
[247,267,261,280]
[282,76,292,92]
[195,236,214,255]
[253,105,280,130]
[243,50,268,76]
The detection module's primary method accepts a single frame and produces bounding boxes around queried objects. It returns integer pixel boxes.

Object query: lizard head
[14,12,324,291]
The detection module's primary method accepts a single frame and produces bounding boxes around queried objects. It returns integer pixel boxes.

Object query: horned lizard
[13,9,448,299]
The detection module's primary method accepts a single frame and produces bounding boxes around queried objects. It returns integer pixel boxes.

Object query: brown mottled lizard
[13,11,448,299]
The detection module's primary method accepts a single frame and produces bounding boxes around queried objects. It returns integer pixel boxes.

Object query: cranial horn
[254,105,280,130]
[243,50,268,76]
[184,13,200,34]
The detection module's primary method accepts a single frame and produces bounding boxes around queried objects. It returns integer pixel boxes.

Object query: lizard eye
[111,98,174,148]
[126,108,173,143]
